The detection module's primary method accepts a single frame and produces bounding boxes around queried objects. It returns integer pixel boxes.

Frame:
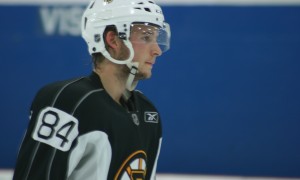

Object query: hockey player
[13,0,171,179]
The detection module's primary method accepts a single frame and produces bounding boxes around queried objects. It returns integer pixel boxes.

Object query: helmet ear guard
[82,18,135,65]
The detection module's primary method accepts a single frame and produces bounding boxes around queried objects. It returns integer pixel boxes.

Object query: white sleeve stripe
[51,78,84,107]
[46,149,57,180]
[150,138,162,180]
[23,142,40,180]
[71,89,104,114]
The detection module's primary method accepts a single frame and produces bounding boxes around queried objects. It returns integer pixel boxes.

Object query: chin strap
[126,62,139,91]
[100,38,139,91]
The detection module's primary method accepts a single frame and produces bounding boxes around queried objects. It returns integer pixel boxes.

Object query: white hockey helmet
[81,0,171,65]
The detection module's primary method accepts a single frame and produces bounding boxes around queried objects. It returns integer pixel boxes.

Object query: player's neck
[94,63,127,104]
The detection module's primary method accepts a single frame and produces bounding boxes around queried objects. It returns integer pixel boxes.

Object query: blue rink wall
[1,3,300,178]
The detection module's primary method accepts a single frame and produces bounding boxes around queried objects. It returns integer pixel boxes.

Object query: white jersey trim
[67,131,112,180]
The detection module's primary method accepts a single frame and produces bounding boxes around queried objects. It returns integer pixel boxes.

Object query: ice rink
[1,170,300,180]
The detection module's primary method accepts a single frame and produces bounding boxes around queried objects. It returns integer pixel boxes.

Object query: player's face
[130,24,162,80]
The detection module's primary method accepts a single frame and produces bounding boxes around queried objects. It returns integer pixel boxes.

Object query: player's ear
[105,31,121,49]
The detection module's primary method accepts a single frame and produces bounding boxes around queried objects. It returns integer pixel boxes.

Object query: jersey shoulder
[32,76,101,110]
[134,90,158,110]
[31,75,110,134]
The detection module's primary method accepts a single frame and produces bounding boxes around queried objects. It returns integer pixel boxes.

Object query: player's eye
[141,35,151,42]
[141,33,157,43]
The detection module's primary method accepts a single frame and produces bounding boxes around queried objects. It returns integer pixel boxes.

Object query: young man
[13,0,171,179]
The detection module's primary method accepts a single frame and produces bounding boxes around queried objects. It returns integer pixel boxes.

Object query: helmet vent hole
[89,1,95,9]
[138,2,144,4]
[148,1,154,4]
[144,8,151,12]
[134,7,142,10]
[84,17,87,29]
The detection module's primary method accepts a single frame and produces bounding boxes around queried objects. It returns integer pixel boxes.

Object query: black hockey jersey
[13,72,162,180]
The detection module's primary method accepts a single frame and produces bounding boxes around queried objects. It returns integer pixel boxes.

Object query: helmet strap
[126,62,139,91]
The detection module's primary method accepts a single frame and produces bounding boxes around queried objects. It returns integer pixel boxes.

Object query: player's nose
[152,43,162,57]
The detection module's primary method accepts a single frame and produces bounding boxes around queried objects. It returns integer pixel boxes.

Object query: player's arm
[13,106,79,179]
[13,106,112,180]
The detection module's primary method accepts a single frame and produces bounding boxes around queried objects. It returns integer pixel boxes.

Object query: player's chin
[135,71,152,80]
